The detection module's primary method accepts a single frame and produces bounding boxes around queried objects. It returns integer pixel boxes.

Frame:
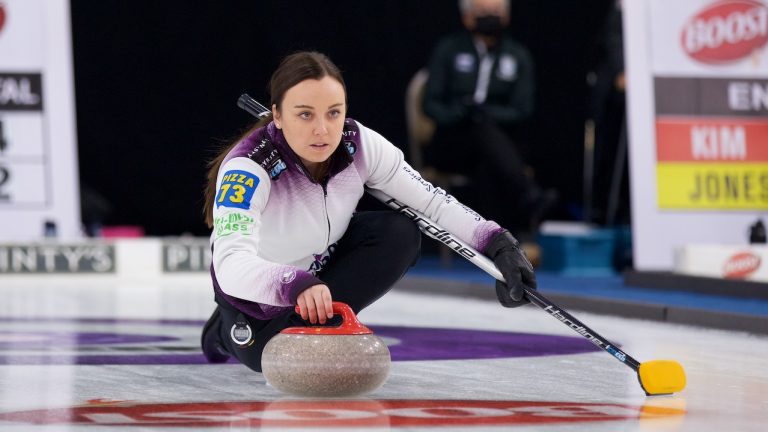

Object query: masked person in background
[423,0,557,240]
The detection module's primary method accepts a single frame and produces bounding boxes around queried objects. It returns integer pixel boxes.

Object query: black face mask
[474,14,505,38]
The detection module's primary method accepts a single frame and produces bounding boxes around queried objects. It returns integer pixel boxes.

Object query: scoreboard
[0,72,46,206]
[0,0,80,240]
[625,0,768,270]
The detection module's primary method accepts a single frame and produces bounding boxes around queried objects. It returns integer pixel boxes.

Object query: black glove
[484,229,537,308]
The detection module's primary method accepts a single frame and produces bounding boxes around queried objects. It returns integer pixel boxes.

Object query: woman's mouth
[309,143,330,151]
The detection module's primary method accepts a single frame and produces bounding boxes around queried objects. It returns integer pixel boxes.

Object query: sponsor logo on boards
[681,0,768,64]
[723,251,761,278]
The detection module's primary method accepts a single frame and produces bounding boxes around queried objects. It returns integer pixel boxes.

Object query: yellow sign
[657,163,768,209]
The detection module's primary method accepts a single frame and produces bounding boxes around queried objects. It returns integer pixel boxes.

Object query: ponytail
[202,114,272,227]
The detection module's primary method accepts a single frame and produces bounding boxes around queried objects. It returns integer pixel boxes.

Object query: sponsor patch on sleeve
[214,212,255,237]
[215,170,260,210]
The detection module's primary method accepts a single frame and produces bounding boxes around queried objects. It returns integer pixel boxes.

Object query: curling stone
[261,302,391,397]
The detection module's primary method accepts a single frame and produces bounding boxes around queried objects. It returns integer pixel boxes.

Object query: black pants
[214,211,421,372]
[426,118,538,231]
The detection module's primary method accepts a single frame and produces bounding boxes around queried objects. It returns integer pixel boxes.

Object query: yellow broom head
[638,360,686,395]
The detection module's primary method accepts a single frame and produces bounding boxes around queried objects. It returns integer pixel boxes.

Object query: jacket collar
[266,121,355,183]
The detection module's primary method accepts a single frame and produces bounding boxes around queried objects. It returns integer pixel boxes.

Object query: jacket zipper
[321,180,330,247]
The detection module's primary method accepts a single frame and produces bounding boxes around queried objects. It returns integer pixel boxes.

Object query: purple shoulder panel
[223,126,267,164]
[342,118,360,156]
[344,119,368,174]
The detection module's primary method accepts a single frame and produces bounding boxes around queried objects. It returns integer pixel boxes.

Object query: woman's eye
[299,112,311,119]
[329,110,341,118]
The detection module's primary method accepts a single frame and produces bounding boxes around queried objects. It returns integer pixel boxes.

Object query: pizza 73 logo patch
[215,170,259,210]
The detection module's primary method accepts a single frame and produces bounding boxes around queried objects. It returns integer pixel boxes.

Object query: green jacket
[423,31,535,127]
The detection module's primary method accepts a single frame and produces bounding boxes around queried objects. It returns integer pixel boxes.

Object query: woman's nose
[314,118,328,135]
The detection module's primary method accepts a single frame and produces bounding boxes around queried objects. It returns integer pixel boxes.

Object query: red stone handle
[283,301,373,335]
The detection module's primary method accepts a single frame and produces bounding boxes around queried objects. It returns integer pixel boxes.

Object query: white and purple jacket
[210,119,502,319]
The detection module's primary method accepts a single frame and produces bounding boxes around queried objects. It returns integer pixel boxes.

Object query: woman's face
[272,76,347,170]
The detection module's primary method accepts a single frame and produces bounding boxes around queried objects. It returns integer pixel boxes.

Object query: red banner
[656,117,768,162]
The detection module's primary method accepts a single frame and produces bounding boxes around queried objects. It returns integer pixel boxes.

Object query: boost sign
[677,244,768,281]
[681,0,768,64]
[0,3,6,34]
[722,251,762,278]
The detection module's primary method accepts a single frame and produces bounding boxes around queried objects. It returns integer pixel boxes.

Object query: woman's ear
[272,104,281,129]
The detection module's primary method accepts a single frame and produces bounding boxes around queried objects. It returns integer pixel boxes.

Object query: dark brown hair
[203,51,346,227]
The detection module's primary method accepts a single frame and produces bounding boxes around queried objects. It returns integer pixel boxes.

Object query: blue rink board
[408,256,768,318]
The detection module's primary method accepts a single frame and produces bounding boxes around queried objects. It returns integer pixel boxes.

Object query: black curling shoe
[201,306,230,363]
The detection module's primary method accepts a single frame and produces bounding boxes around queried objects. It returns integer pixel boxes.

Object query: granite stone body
[261,333,391,397]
